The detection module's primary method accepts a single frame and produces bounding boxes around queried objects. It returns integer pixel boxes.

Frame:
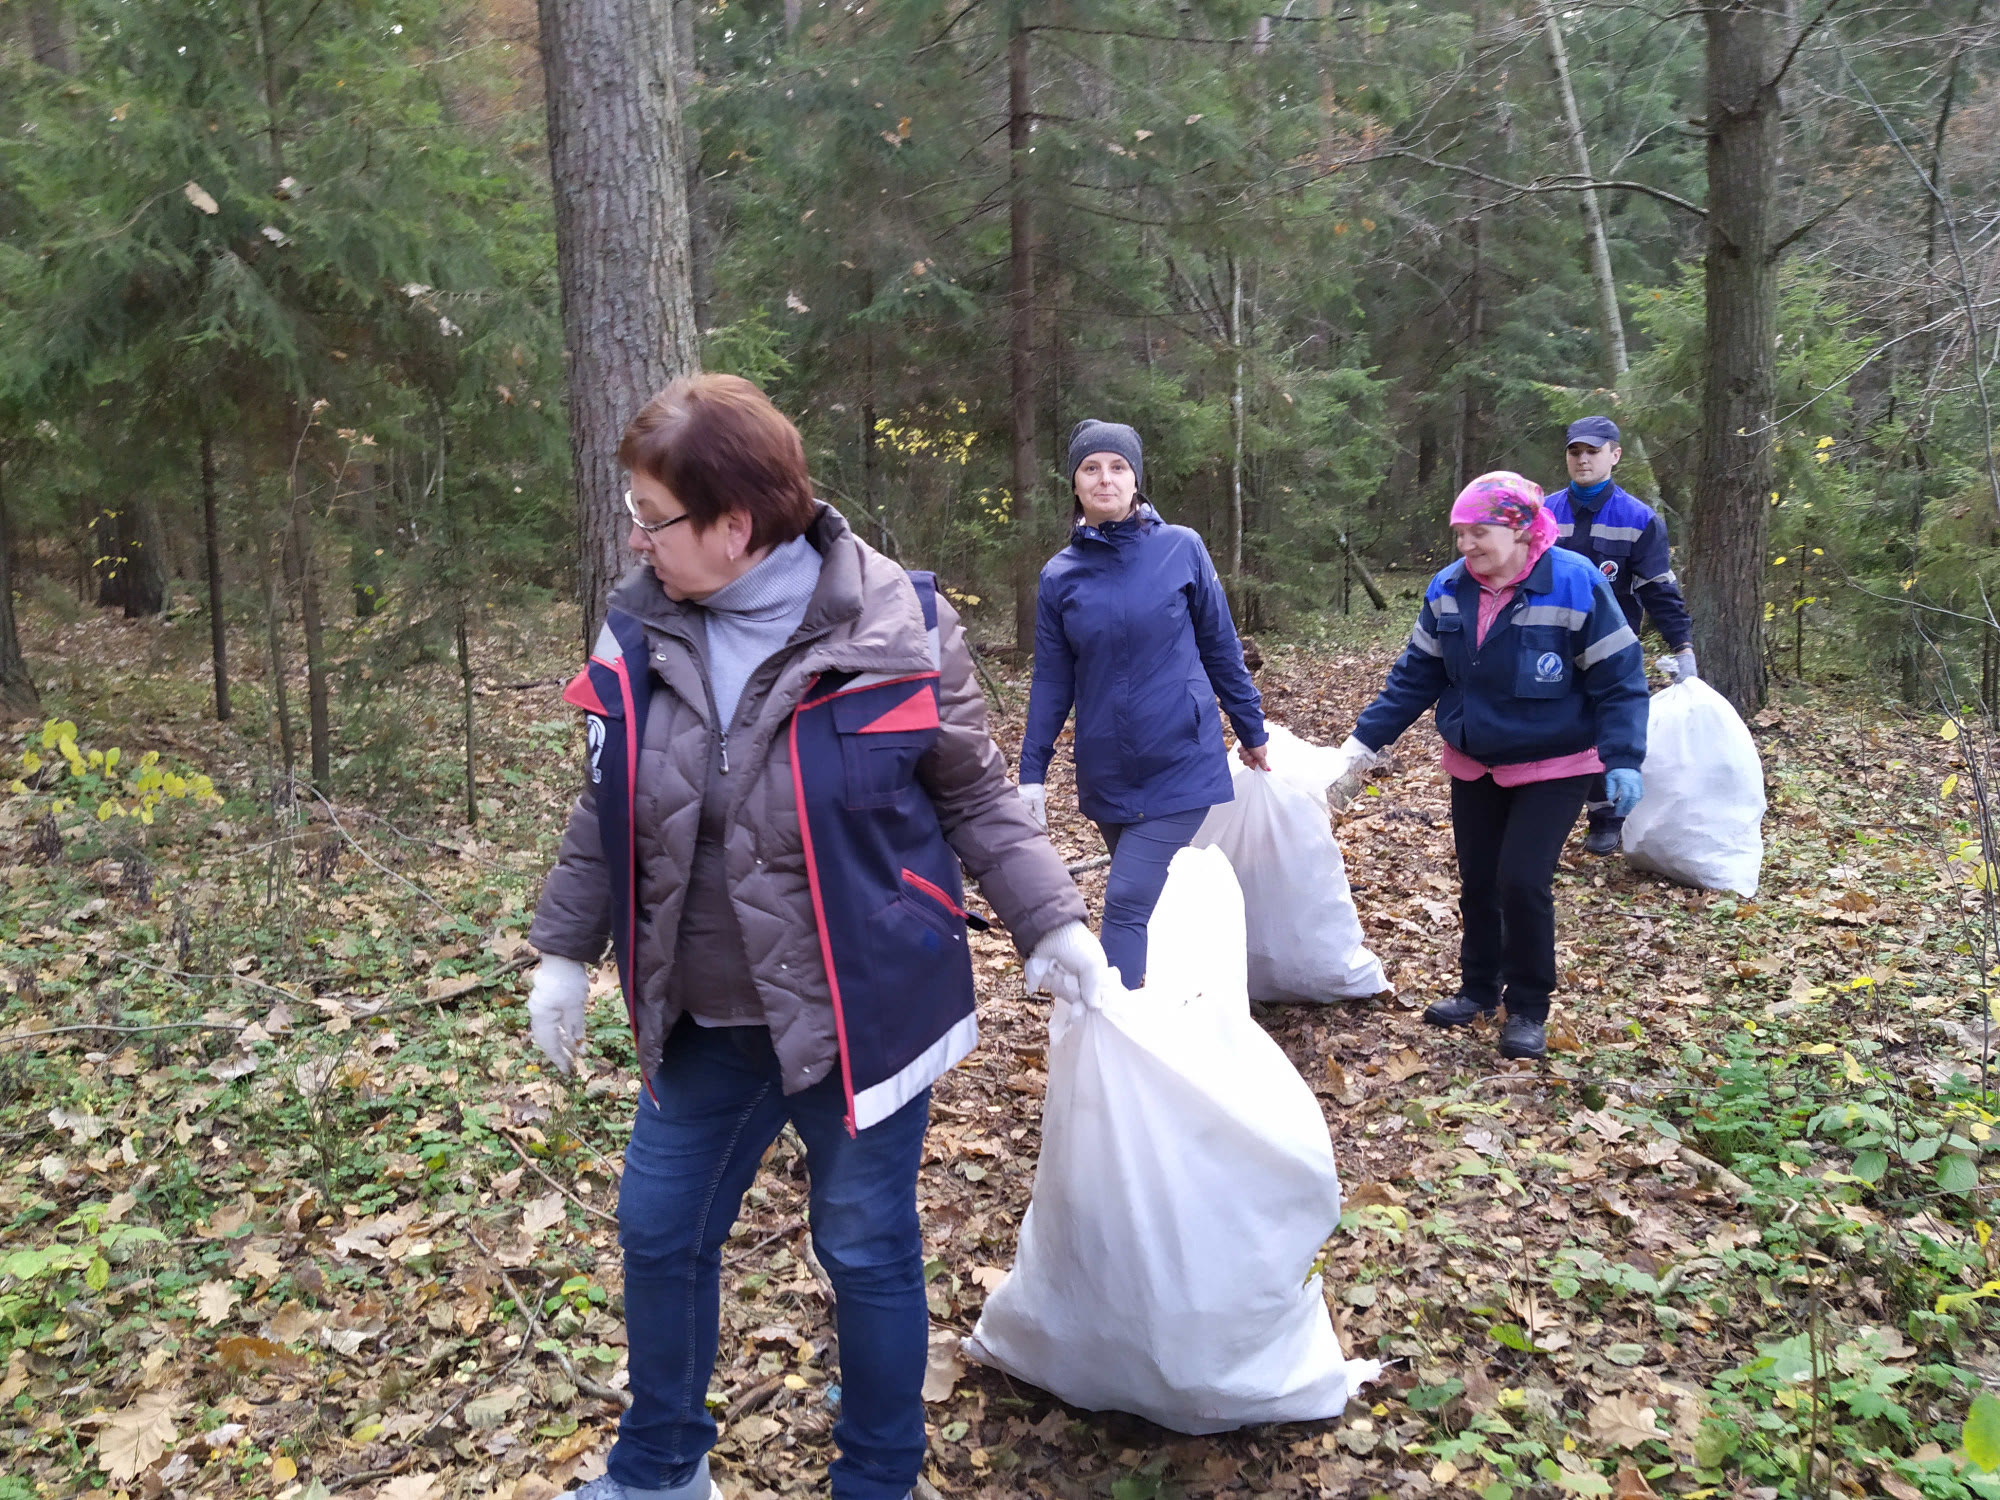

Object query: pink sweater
[1439,539,1604,788]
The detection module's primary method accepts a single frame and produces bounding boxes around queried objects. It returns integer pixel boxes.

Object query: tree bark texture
[0,458,41,718]
[95,498,167,617]
[200,428,231,721]
[1689,0,1785,715]
[540,0,701,647]
[1008,17,1039,656]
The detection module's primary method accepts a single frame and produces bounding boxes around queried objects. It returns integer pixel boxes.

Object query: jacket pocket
[1514,628,1572,699]
[830,685,941,811]
[1435,614,1464,683]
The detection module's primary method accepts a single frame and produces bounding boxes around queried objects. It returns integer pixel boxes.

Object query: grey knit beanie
[1065,419,1144,493]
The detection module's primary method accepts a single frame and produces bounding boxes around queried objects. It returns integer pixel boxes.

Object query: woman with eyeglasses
[526,374,1108,1500]
[1016,419,1269,991]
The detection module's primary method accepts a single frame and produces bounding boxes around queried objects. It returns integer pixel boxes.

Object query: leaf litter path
[0,602,1990,1500]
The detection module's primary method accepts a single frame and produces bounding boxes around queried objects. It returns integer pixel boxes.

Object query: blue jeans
[606,1017,931,1500]
[1095,805,1212,988]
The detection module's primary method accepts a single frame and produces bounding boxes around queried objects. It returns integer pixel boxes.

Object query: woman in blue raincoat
[1016,420,1269,990]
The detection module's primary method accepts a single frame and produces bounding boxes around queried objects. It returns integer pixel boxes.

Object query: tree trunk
[1689,0,1787,715]
[1538,0,1662,498]
[0,457,41,718]
[1455,213,1485,491]
[96,498,168,617]
[26,0,73,73]
[1008,16,1039,656]
[288,505,332,792]
[458,608,478,826]
[540,0,701,647]
[254,507,296,783]
[200,427,231,721]
[672,0,713,329]
[1228,255,1246,597]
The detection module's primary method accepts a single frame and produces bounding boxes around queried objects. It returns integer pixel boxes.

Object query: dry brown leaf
[1383,1048,1428,1083]
[1346,1181,1408,1209]
[239,1246,282,1280]
[375,1474,440,1500]
[0,1350,27,1403]
[1613,1462,1660,1499]
[522,1189,566,1237]
[1588,1393,1666,1448]
[969,1265,1008,1293]
[195,1279,240,1325]
[264,1302,319,1344]
[96,1388,184,1482]
[922,1327,965,1402]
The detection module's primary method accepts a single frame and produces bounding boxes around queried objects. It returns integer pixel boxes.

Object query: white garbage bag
[964,846,1380,1434]
[1621,677,1766,897]
[1192,725,1389,1001]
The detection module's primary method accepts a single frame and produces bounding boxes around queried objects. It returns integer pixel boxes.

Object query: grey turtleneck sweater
[699,534,823,729]
[672,534,824,1027]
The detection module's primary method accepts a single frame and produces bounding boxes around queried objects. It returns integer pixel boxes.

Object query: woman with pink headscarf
[1329,473,1649,1059]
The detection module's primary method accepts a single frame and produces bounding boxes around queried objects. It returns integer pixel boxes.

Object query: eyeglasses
[625,490,692,535]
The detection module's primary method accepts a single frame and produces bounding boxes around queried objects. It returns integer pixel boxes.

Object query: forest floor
[4,584,2000,1500]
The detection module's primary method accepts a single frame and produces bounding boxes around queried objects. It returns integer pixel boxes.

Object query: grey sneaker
[564,1460,718,1500]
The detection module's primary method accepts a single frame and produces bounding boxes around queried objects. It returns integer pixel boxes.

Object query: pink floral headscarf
[1449,471,1559,552]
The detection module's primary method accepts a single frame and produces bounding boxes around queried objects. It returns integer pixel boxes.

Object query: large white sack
[1621,677,1766,897]
[964,846,1380,1434]
[1193,725,1389,1001]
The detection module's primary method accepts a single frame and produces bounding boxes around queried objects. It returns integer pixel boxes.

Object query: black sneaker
[1499,1014,1547,1059]
[1422,993,1499,1028]
[1582,819,1623,856]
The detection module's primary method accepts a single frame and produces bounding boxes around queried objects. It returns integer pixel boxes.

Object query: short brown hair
[617,374,816,551]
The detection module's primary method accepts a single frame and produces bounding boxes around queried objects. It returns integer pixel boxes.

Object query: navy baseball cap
[1565,415,1621,447]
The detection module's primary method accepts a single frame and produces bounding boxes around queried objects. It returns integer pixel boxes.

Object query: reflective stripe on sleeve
[1409,623,1442,657]
[1590,523,1645,543]
[1576,623,1639,669]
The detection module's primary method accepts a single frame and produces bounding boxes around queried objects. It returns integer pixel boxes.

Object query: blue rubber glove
[1605,767,1644,818]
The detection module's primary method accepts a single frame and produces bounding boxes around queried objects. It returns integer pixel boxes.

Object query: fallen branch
[1065,854,1111,875]
[0,1018,248,1048]
[466,1225,631,1408]
[1676,1144,1754,1199]
[499,1128,619,1224]
[310,787,451,914]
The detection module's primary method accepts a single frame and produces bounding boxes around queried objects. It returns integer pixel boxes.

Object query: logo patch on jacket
[1600,559,1620,581]
[1536,652,1565,682]
[586,715,606,784]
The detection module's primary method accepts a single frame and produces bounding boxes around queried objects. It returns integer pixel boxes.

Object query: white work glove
[1017,781,1048,831]
[1657,651,1698,684]
[1329,735,1383,810]
[527,955,589,1074]
[1023,920,1110,1012]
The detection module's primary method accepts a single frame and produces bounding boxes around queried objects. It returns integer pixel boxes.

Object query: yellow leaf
[1774,556,1788,566]
[1945,775,1960,797]
[21,750,39,774]
[272,1455,297,1481]
[1842,1051,1867,1085]
[1979,1221,1992,1247]
[1943,720,1962,741]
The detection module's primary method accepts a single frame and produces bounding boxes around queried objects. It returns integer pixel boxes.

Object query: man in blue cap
[1545,416,1695,855]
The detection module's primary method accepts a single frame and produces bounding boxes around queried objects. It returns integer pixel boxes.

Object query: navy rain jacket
[1019,503,1267,825]
[1353,546,1648,771]
[1543,482,1693,650]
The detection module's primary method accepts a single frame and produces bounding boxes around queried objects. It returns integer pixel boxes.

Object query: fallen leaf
[1588,1392,1666,1448]
[49,1106,110,1143]
[183,181,220,214]
[216,1335,308,1375]
[1346,1180,1407,1208]
[96,1388,185,1481]
[239,1246,282,1280]
[522,1190,566,1237]
[264,1302,320,1344]
[1383,1049,1428,1083]
[195,1279,240,1325]
[970,1265,1008,1293]
[922,1327,965,1402]
[375,1474,440,1500]
[465,1384,527,1428]
[1613,1462,1660,1499]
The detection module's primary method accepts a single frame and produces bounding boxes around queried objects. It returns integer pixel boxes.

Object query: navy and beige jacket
[1353,546,1649,771]
[529,504,1084,1133]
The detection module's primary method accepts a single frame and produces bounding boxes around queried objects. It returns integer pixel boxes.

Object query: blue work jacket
[1543,482,1693,649]
[1353,546,1648,771]
[1019,504,1266,825]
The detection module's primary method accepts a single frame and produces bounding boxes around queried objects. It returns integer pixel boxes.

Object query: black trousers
[1583,772,1618,830]
[1449,773,1591,1023]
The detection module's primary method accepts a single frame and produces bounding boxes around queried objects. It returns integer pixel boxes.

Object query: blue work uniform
[1542,482,1693,650]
